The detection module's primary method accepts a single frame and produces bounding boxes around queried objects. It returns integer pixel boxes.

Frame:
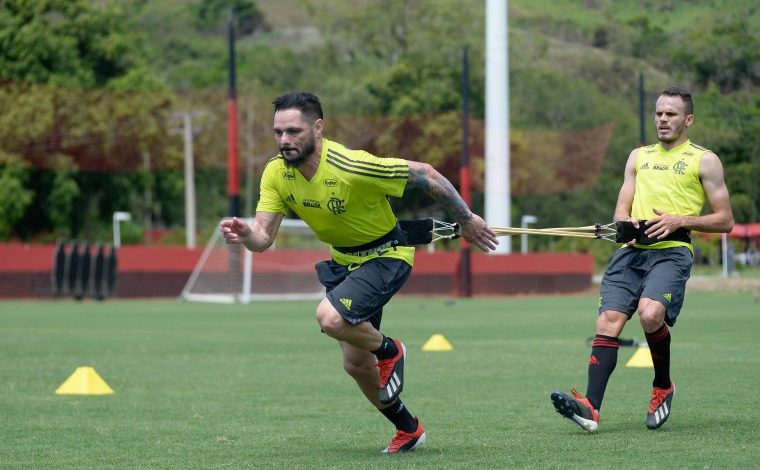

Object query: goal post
[179,218,327,303]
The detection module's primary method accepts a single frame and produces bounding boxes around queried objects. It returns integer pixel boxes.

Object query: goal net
[179,218,327,303]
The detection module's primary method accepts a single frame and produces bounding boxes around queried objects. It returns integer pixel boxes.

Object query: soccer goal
[179,218,327,303]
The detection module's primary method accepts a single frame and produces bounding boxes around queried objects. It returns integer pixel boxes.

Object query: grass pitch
[1,292,758,469]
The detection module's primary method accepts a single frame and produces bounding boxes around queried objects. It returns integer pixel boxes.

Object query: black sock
[379,399,417,433]
[586,335,619,411]
[645,324,671,389]
[372,335,398,360]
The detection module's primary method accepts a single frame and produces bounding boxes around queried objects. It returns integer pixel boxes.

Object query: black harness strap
[615,220,691,245]
[332,219,439,256]
[332,224,409,257]
[398,219,434,245]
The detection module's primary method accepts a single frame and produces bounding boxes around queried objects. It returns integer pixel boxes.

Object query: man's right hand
[459,214,499,252]
[220,217,252,244]
[620,216,640,246]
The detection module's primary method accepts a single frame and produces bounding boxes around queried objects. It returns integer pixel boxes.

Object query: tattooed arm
[407,161,498,252]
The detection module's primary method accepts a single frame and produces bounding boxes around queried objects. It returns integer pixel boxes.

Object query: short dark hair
[660,86,693,115]
[272,92,323,123]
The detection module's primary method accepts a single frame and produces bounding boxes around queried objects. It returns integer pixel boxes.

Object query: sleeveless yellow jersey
[256,138,415,266]
[631,139,708,251]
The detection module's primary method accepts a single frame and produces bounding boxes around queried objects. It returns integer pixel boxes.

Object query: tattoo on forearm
[437,178,473,223]
[409,164,472,223]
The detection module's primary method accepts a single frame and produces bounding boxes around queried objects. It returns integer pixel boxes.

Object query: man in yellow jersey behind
[550,86,733,432]
[220,92,498,453]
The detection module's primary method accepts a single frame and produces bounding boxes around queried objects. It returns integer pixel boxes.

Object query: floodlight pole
[227,9,241,218]
[721,233,729,277]
[639,73,646,145]
[458,45,473,297]
[485,0,511,253]
[183,112,197,249]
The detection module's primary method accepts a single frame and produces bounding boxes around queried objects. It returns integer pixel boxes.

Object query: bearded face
[273,108,321,168]
[280,133,316,168]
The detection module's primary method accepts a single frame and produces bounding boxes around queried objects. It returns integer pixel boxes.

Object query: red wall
[0,243,593,298]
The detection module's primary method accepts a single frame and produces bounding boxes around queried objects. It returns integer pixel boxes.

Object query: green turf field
[1,293,758,468]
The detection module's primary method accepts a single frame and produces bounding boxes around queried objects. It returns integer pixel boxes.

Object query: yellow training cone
[55,367,114,395]
[626,346,654,368]
[422,334,453,352]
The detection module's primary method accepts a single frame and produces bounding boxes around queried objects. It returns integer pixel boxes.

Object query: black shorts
[599,247,693,326]
[315,257,412,330]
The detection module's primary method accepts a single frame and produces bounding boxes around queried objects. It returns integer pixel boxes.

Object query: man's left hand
[645,208,684,240]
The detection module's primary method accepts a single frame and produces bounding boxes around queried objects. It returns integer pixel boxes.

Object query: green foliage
[308,0,484,116]
[0,0,157,89]
[690,85,760,223]
[624,16,669,61]
[314,0,484,67]
[694,86,760,166]
[118,219,145,245]
[0,152,34,238]
[366,58,462,115]
[0,0,176,241]
[0,84,176,241]
[510,67,619,129]
[724,163,760,223]
[191,0,267,36]
[45,158,81,237]
[670,13,759,92]
[1,0,758,242]
[729,193,758,224]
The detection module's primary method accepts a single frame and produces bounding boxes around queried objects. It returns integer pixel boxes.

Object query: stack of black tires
[51,239,118,300]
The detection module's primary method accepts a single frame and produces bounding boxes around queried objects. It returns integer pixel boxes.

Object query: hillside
[1,0,757,244]
[126,0,758,219]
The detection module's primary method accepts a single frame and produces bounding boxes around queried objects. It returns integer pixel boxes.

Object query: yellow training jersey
[631,139,708,251]
[256,138,415,266]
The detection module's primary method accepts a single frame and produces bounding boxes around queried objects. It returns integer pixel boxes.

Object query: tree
[0,0,160,89]
[0,0,172,241]
[671,14,760,93]
[192,0,268,36]
[0,153,34,239]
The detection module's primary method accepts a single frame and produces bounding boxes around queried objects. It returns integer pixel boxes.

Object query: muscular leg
[339,340,383,408]
[637,298,667,333]
[316,296,403,405]
[315,261,422,446]
[596,310,628,337]
[340,339,418,434]
[316,297,383,351]
[586,310,628,410]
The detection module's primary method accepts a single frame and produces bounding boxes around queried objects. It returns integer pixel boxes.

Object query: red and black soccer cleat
[551,388,600,432]
[647,382,675,429]
[382,418,426,454]
[377,339,406,404]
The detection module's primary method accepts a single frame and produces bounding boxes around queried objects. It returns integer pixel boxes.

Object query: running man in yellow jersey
[220,92,498,453]
[551,86,733,432]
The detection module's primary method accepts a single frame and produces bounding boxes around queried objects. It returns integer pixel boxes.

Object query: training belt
[615,220,691,245]
[332,224,409,257]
